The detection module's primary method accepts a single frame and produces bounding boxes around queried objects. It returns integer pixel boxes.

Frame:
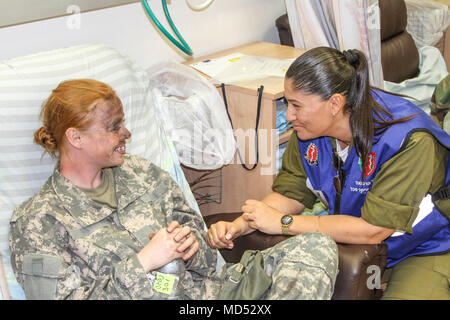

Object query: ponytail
[344,49,374,180]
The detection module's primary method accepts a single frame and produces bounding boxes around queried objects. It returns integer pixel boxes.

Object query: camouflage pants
[201,232,339,300]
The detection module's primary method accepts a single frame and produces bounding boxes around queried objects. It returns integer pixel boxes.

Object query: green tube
[162,0,192,52]
[141,0,193,56]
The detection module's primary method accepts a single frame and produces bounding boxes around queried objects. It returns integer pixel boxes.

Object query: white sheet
[405,0,450,47]
[384,46,449,113]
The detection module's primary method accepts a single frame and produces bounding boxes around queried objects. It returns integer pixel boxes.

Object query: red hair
[34,79,122,157]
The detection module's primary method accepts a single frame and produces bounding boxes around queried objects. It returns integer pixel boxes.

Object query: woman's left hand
[166,221,199,262]
[241,199,284,235]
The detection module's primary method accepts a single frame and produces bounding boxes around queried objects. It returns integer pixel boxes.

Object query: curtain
[285,0,383,88]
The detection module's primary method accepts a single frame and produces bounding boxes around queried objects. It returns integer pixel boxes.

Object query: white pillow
[0,44,200,299]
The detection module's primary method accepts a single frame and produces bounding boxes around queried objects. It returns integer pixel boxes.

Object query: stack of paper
[190,53,294,85]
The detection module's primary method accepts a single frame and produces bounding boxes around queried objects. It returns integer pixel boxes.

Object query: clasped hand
[207,199,283,249]
[138,221,199,272]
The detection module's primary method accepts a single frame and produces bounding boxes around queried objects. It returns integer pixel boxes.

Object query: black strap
[221,83,264,171]
[334,170,346,215]
[432,186,450,201]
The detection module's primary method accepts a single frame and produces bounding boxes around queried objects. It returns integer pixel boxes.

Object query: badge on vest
[358,152,376,178]
[304,143,319,166]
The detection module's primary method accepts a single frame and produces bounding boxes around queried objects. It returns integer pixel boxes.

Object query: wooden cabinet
[182,42,304,216]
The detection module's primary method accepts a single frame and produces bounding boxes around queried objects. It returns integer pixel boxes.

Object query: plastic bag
[405,0,450,47]
[147,62,236,170]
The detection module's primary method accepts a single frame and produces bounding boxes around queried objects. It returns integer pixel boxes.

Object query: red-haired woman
[10,79,338,300]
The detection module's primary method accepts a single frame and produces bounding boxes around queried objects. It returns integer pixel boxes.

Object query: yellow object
[153,272,176,295]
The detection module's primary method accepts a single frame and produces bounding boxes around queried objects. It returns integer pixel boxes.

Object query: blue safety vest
[298,89,450,268]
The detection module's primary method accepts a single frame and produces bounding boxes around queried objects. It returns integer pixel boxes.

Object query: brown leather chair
[203,212,388,300]
[275,14,294,48]
[275,0,420,83]
[379,0,419,83]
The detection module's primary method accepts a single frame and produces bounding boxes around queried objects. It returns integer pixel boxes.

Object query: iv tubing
[141,0,193,56]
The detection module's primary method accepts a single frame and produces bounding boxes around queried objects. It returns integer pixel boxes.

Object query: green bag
[218,250,272,300]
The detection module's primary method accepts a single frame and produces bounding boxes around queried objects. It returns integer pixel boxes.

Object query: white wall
[0,0,287,68]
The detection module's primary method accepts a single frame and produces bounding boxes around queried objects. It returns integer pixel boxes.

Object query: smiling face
[284,77,336,141]
[79,99,131,170]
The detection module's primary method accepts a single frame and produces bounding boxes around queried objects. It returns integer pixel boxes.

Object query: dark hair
[286,47,414,179]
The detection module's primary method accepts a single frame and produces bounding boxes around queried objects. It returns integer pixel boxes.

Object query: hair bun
[342,50,360,67]
[34,126,57,156]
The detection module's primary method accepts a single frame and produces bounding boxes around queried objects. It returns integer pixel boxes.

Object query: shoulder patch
[358,152,376,178]
[304,143,319,167]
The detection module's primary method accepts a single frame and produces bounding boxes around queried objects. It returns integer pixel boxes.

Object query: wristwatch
[281,215,293,235]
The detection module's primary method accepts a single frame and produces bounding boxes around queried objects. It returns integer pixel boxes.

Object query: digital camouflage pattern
[202,232,339,300]
[10,154,338,300]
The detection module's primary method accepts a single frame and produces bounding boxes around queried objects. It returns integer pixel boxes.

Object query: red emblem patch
[365,152,376,177]
[304,143,319,166]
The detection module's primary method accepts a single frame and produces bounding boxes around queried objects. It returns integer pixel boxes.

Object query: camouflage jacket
[9,154,217,299]
[430,74,450,128]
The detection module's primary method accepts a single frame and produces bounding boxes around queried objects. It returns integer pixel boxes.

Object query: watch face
[281,215,293,225]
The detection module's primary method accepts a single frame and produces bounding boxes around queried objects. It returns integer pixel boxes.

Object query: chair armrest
[203,212,387,300]
[203,212,282,263]
[333,242,387,300]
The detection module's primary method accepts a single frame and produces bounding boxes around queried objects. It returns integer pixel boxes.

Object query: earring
[332,112,336,117]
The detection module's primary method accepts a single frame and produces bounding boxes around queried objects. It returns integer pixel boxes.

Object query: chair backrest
[275,0,421,83]
[379,0,420,83]
[275,14,294,47]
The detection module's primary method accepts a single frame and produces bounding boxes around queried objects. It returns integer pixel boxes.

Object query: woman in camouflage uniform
[9,79,338,300]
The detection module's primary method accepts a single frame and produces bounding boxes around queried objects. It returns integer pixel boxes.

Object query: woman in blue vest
[207,47,450,299]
